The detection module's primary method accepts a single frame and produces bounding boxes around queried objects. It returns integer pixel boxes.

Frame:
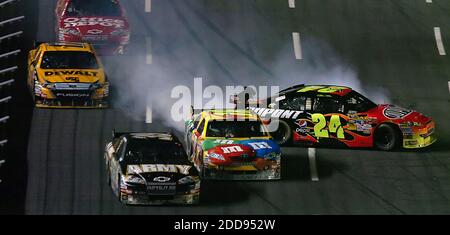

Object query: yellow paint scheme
[192,109,271,172]
[297,85,350,93]
[403,121,437,148]
[27,42,108,108]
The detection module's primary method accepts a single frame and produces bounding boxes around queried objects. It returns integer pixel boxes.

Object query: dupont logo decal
[249,107,303,119]
[383,106,412,119]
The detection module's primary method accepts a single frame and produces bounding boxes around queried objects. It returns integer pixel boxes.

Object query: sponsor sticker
[249,107,303,119]
[127,164,192,175]
[44,71,99,77]
[63,17,125,29]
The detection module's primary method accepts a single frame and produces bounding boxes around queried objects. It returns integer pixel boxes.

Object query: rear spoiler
[278,84,305,93]
[112,130,131,139]
[111,130,177,140]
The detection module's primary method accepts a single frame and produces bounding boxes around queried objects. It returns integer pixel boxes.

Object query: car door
[310,95,346,141]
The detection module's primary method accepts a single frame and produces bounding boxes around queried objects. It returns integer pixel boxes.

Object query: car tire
[270,120,293,146]
[374,123,401,151]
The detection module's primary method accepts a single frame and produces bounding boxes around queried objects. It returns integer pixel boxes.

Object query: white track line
[0,96,12,104]
[308,148,319,182]
[145,0,152,13]
[288,0,296,8]
[448,81,450,94]
[434,27,446,56]
[0,31,23,41]
[426,0,432,3]
[0,16,24,26]
[146,37,153,64]
[146,100,152,124]
[292,32,302,60]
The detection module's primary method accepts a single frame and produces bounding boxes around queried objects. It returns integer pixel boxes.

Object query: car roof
[201,109,259,120]
[40,42,95,52]
[125,133,176,142]
[280,85,353,97]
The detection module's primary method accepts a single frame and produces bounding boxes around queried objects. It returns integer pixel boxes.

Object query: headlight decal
[123,175,146,184]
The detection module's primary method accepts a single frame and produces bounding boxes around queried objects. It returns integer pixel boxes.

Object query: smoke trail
[102,1,391,132]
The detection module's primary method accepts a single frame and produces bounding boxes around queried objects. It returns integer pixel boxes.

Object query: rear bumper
[204,159,281,180]
[60,36,129,55]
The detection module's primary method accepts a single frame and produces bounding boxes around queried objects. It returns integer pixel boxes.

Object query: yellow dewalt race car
[27,42,109,108]
[185,109,281,180]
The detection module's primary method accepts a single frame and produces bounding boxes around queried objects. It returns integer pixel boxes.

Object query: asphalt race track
[20,0,450,214]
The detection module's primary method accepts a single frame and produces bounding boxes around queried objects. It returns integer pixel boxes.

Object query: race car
[27,42,109,108]
[185,109,281,180]
[234,84,436,151]
[55,0,130,55]
[104,131,201,205]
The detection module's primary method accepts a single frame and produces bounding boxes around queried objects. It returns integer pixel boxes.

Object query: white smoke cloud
[101,2,391,132]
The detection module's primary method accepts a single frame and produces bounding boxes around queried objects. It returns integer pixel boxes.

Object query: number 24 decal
[311,114,345,139]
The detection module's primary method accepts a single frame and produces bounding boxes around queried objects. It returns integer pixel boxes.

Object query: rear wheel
[270,120,292,146]
[374,124,401,151]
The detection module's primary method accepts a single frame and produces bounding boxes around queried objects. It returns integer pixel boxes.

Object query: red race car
[238,84,436,151]
[55,0,130,55]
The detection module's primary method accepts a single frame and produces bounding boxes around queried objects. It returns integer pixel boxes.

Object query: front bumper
[60,35,129,55]
[402,121,437,149]
[203,159,281,180]
[34,85,109,108]
[122,192,200,206]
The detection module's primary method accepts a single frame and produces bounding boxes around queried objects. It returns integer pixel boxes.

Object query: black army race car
[104,131,201,205]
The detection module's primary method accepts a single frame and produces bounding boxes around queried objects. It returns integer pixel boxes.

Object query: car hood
[38,69,105,83]
[60,16,129,35]
[202,138,281,158]
[125,164,197,180]
[371,104,432,124]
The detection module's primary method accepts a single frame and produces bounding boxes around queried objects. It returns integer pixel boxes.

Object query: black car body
[104,131,200,205]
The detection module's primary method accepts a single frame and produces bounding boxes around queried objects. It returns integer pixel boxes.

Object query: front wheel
[374,124,401,151]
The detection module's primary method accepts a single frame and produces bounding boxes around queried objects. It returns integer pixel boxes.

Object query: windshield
[40,51,99,69]
[343,91,377,112]
[206,120,269,138]
[65,0,122,17]
[124,139,188,165]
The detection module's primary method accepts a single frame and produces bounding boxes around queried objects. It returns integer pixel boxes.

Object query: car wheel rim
[377,128,394,148]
